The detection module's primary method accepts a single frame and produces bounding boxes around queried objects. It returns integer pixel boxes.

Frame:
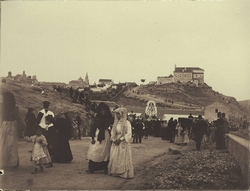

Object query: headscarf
[111,107,128,141]
[92,102,113,143]
[2,91,16,121]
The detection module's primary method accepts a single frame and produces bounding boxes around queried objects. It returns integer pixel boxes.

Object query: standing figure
[108,107,134,179]
[168,118,175,143]
[28,129,50,174]
[86,103,113,173]
[37,101,55,135]
[174,122,183,144]
[76,114,82,140]
[214,112,223,149]
[24,108,38,137]
[182,127,189,145]
[193,115,208,151]
[0,92,25,169]
[221,113,229,149]
[53,113,73,163]
[133,119,143,143]
[161,119,168,140]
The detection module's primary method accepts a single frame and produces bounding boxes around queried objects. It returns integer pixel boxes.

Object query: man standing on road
[168,118,175,143]
[193,115,208,151]
[221,113,229,149]
[133,119,143,143]
[214,112,223,149]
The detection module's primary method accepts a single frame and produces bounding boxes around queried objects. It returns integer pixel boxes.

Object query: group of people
[0,92,73,174]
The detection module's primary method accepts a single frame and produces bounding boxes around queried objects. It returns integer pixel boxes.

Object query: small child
[182,127,189,145]
[25,129,50,174]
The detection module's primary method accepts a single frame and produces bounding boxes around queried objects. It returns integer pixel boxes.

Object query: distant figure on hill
[133,119,143,143]
[69,86,73,98]
[37,101,55,135]
[188,113,193,119]
[75,114,82,140]
[24,108,38,137]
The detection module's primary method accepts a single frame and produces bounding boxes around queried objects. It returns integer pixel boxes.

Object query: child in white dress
[25,129,49,174]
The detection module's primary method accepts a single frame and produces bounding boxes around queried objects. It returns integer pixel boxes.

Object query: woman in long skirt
[0,92,25,169]
[86,103,114,173]
[108,107,134,179]
[174,122,183,145]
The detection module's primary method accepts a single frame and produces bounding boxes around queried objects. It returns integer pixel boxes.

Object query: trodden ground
[0,136,185,190]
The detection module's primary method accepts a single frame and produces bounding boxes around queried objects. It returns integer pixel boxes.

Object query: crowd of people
[0,91,134,179]
[0,91,230,179]
[127,112,229,151]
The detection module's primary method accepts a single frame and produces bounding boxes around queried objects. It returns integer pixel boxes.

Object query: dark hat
[43,101,50,107]
[198,115,203,119]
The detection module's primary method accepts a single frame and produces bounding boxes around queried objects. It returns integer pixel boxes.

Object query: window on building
[215,109,218,113]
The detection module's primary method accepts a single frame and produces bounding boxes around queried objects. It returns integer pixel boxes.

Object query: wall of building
[157,77,173,85]
[204,102,230,121]
[174,72,192,83]
[227,134,249,188]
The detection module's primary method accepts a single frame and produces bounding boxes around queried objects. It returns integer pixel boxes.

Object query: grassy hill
[112,83,249,125]
[1,82,91,135]
[238,100,250,109]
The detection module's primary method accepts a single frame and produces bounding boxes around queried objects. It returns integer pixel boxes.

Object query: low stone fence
[227,134,249,187]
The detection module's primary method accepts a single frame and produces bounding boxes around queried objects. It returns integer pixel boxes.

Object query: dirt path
[0,137,186,190]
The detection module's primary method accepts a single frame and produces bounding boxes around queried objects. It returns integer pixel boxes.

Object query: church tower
[85,72,89,85]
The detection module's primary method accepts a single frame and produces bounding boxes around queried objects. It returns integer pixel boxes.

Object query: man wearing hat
[193,115,208,151]
[37,101,55,132]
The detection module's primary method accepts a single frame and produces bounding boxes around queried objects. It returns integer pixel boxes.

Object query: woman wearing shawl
[108,107,134,179]
[86,102,113,174]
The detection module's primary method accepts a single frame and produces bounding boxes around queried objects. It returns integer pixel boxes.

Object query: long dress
[174,124,183,144]
[108,120,134,179]
[24,113,37,137]
[53,118,73,163]
[0,106,24,168]
[87,129,111,171]
[30,135,50,165]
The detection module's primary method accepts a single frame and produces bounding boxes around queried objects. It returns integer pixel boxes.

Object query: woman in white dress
[174,122,183,145]
[86,102,113,174]
[108,107,134,179]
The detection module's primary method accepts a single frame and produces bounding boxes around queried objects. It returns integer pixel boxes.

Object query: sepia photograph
[0,0,249,190]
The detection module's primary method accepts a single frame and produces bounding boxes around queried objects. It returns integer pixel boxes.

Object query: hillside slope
[112,83,249,124]
[0,82,90,133]
[238,99,250,109]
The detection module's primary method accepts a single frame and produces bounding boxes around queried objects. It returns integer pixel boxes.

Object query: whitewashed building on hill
[204,102,230,121]
[173,66,204,85]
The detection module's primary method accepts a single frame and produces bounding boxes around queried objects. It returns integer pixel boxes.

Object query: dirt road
[0,136,186,190]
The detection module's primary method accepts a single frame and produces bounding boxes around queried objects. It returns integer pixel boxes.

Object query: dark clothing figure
[76,115,82,139]
[161,121,168,140]
[53,117,73,163]
[87,102,113,173]
[45,123,57,161]
[24,108,38,137]
[133,120,143,143]
[193,117,208,151]
[168,118,176,143]
[215,117,224,149]
[143,120,149,139]
[69,87,73,98]
[154,120,161,137]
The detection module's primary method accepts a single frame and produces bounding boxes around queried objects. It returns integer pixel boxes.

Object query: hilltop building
[68,73,89,88]
[173,65,204,86]
[4,71,39,85]
[99,79,113,86]
[157,74,174,85]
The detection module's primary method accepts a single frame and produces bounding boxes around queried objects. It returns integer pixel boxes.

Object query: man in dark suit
[193,115,208,151]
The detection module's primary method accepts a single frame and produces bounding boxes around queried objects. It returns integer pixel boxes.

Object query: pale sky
[0,1,249,101]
